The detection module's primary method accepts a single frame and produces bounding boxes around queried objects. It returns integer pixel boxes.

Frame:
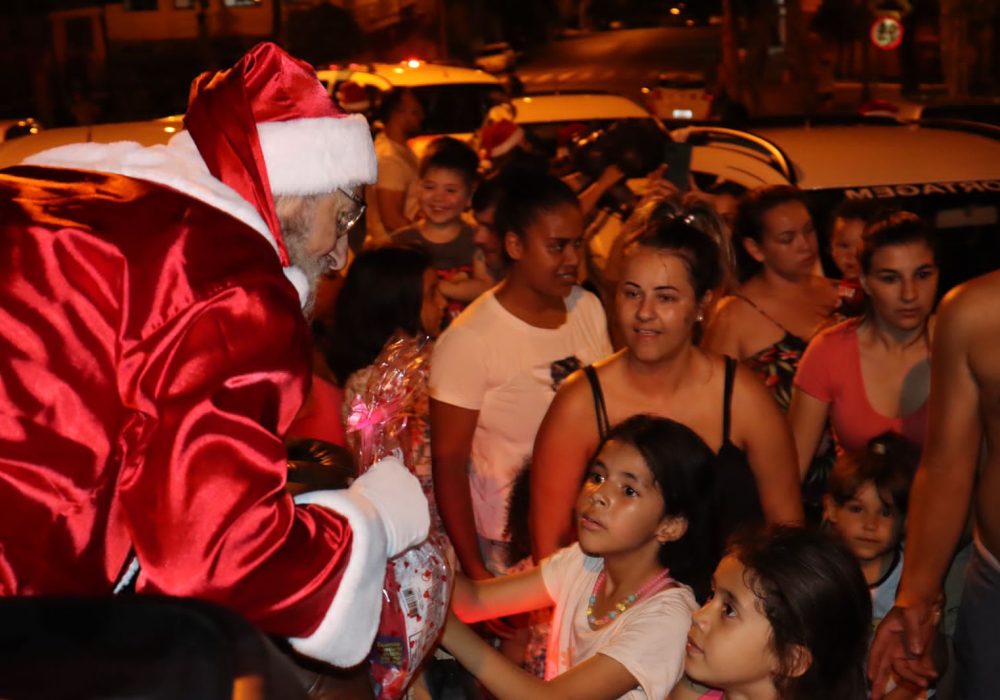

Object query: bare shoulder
[730,360,776,407]
[705,294,753,336]
[547,361,598,418]
[939,271,1000,331]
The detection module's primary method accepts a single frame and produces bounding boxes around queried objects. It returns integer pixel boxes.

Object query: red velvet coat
[0,165,351,639]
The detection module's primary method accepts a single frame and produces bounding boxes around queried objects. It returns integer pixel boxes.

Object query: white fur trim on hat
[257,113,377,196]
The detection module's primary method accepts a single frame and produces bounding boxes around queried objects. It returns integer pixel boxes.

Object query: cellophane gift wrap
[345,334,452,699]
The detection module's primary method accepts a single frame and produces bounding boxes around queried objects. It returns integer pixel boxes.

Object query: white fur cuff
[289,488,387,667]
[257,114,378,195]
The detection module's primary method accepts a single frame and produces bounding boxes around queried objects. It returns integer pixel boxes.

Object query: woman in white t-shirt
[441,415,716,699]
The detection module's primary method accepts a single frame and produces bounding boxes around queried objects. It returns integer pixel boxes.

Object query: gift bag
[345,335,452,699]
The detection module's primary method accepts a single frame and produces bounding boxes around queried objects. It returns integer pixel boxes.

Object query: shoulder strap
[734,294,795,337]
[583,365,610,441]
[722,356,736,443]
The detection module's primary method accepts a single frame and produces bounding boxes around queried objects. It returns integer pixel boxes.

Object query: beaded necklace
[586,567,674,629]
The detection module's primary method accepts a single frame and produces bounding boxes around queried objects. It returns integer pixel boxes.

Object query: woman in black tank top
[530,213,803,569]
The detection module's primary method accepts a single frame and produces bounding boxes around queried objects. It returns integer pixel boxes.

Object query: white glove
[349,455,430,557]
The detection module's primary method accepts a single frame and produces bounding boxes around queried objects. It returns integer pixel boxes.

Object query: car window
[806,185,1000,295]
[412,84,497,135]
[658,77,705,90]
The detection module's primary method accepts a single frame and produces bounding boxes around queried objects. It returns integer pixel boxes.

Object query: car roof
[318,61,500,90]
[511,93,650,124]
[0,116,183,168]
[749,124,1000,190]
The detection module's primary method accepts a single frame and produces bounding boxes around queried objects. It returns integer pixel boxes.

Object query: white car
[672,119,1000,290]
[641,72,712,121]
[0,115,184,169]
[317,60,502,152]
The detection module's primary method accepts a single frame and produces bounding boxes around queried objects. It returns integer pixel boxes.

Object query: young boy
[393,137,495,326]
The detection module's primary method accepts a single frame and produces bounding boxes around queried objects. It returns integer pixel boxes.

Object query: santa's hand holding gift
[0,42,428,668]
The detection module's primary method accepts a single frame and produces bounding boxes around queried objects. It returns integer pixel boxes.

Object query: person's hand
[597,163,626,188]
[868,602,940,699]
[638,164,680,204]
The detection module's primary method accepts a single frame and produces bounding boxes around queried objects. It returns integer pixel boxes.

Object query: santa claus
[0,42,428,668]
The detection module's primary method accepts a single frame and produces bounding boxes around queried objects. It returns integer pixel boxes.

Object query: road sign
[870,15,904,51]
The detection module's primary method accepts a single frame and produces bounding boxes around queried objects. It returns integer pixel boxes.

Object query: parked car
[676,118,1000,292]
[317,60,502,141]
[589,118,1000,292]
[641,71,712,121]
[0,115,183,169]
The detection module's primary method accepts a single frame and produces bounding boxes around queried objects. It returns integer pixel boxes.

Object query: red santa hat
[336,81,371,114]
[479,118,525,159]
[184,42,376,266]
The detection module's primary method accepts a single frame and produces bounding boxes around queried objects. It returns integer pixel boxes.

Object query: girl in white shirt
[442,414,716,699]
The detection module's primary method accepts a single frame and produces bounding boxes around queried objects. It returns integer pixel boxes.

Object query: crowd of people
[2,43,996,700]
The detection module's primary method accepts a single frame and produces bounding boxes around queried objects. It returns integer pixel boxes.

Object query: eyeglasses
[337,188,366,237]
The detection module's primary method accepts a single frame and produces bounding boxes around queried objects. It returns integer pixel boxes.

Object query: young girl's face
[418,167,471,226]
[575,439,673,560]
[686,555,781,696]
[824,480,903,565]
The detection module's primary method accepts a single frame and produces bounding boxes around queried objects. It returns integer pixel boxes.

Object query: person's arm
[122,282,427,668]
[438,254,495,302]
[376,187,412,233]
[430,398,492,579]
[700,296,744,358]
[442,612,640,700]
[576,164,625,216]
[787,387,831,480]
[732,364,805,524]
[530,373,600,562]
[869,286,981,697]
[451,567,553,622]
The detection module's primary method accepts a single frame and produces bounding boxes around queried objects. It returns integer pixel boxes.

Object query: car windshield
[522,117,657,159]
[412,84,499,135]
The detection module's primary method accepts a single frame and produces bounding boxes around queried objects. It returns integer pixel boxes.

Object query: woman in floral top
[702,186,840,515]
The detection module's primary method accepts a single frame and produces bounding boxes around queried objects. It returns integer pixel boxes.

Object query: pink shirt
[794,318,928,455]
